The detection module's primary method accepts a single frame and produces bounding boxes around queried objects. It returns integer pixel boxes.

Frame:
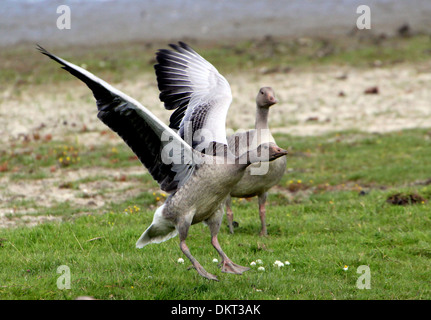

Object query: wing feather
[154,42,232,150]
[38,45,198,193]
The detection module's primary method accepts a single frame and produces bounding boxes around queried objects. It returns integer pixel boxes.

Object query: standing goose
[226,87,287,236]
[38,43,287,281]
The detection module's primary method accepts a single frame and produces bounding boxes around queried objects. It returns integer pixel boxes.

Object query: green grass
[0,138,141,180]
[275,129,431,187]
[1,129,431,300]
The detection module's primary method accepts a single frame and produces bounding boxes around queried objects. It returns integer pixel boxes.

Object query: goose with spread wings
[38,42,287,281]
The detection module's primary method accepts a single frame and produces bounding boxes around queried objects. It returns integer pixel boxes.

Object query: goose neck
[255,106,269,130]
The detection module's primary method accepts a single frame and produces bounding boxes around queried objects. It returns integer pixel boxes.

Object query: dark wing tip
[36,44,49,55]
[36,44,64,66]
[168,43,181,51]
[165,41,197,56]
[178,41,197,55]
[178,41,190,49]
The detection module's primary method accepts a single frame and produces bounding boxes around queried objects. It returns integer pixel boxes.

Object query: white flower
[257,266,265,272]
[273,260,285,268]
[250,261,256,266]
[343,265,349,271]
[212,258,218,263]
[177,258,184,264]
[256,259,263,265]
[285,260,291,265]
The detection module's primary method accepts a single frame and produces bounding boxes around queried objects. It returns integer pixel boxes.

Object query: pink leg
[178,218,218,281]
[207,207,249,275]
[225,196,235,234]
[258,192,268,236]
[180,239,218,281]
[211,235,250,275]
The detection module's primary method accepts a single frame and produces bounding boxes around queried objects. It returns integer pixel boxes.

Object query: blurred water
[1,0,431,47]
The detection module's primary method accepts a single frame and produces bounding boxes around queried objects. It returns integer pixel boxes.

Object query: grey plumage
[226,87,287,236]
[39,44,287,281]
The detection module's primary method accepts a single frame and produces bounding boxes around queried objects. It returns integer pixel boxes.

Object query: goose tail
[136,204,178,248]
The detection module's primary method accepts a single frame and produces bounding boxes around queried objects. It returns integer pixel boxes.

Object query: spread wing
[154,42,232,152]
[38,45,199,193]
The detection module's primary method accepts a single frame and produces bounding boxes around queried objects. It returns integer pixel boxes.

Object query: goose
[38,42,287,281]
[225,87,287,236]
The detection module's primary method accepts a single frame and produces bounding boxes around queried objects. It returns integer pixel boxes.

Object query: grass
[1,129,431,300]
[0,138,141,180]
[275,129,431,187]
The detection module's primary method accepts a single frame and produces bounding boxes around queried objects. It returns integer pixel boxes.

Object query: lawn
[1,129,430,300]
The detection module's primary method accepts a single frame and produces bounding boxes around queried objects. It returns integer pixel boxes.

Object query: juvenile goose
[38,43,287,281]
[226,87,287,236]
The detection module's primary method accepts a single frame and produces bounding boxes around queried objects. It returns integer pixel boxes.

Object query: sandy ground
[1,62,431,227]
[3,63,431,142]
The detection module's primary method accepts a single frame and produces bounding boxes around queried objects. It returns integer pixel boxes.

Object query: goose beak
[277,147,288,156]
[271,145,288,158]
[268,96,278,106]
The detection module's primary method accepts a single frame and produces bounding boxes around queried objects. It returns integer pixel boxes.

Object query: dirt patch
[386,192,427,205]
[0,166,151,228]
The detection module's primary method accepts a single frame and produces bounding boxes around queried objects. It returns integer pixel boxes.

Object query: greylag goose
[38,43,287,281]
[226,87,287,236]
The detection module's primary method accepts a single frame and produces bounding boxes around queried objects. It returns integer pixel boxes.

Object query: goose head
[245,142,288,165]
[256,87,277,108]
[261,142,288,161]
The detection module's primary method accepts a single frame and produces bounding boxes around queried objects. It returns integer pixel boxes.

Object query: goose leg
[225,196,235,234]
[178,219,218,281]
[211,236,250,275]
[207,207,250,275]
[258,192,268,236]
